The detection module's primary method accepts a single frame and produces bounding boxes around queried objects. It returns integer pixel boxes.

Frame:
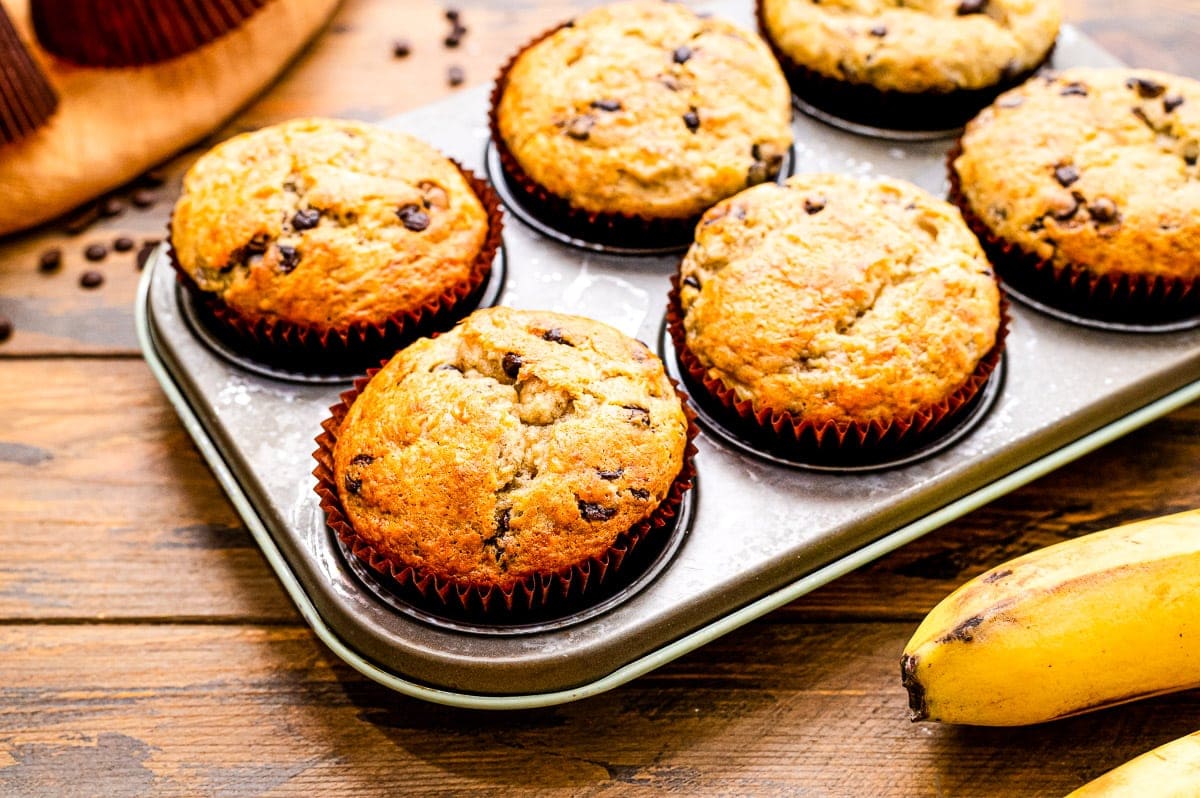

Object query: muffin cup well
[666,275,1008,456]
[947,144,1200,325]
[30,0,271,67]
[168,163,504,372]
[313,367,700,620]
[488,21,722,250]
[0,6,58,145]
[754,0,1055,133]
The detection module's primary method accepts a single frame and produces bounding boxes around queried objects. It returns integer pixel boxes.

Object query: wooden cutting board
[0,0,341,237]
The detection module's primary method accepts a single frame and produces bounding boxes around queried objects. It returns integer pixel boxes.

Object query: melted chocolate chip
[578,500,616,522]
[113,236,135,252]
[1060,82,1088,97]
[683,109,700,133]
[566,115,594,141]
[673,45,693,64]
[501,352,523,379]
[397,204,430,232]
[870,24,887,37]
[1088,197,1118,223]
[541,328,573,346]
[1164,95,1186,113]
[38,248,62,272]
[804,196,826,214]
[591,99,622,112]
[350,454,375,466]
[630,488,650,500]
[1126,76,1166,98]
[344,474,362,495]
[956,0,986,14]
[292,208,320,231]
[1054,164,1080,187]
[683,274,701,289]
[623,405,650,426]
[277,245,300,273]
[84,244,108,262]
[597,468,624,480]
[80,270,104,289]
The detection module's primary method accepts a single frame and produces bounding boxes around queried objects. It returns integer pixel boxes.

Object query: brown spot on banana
[938,614,984,644]
[982,568,1013,583]
[901,654,928,721]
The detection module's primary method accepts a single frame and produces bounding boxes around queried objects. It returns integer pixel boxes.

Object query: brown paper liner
[30,0,274,68]
[488,20,721,249]
[312,366,700,619]
[0,6,58,145]
[947,143,1200,325]
[666,274,1008,456]
[754,0,1055,133]
[169,163,504,372]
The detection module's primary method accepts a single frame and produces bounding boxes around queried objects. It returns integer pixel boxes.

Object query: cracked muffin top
[760,0,1060,94]
[677,173,1000,426]
[953,68,1200,280]
[170,118,491,331]
[332,306,690,589]
[495,0,793,220]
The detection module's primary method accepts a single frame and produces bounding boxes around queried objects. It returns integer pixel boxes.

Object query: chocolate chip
[38,248,62,272]
[870,24,887,36]
[542,328,572,346]
[447,65,465,86]
[673,45,693,64]
[683,109,700,132]
[84,243,108,261]
[502,352,523,379]
[350,453,375,466]
[683,274,701,289]
[277,245,300,273]
[1054,164,1079,187]
[1088,197,1118,223]
[597,468,624,480]
[591,99,622,112]
[397,204,430,232]
[578,500,616,522]
[565,114,594,141]
[804,196,826,214]
[130,189,156,208]
[0,317,12,342]
[1126,76,1166,98]
[1164,94,1185,113]
[244,233,270,255]
[392,39,411,58]
[80,270,104,289]
[136,242,157,271]
[292,208,320,231]
[100,197,124,217]
[623,405,650,426]
[344,474,362,495]
[956,0,986,14]
[1059,82,1088,97]
[997,96,1024,108]
[113,236,135,252]
[630,488,650,500]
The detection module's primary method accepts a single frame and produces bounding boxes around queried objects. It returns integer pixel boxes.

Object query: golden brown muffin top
[679,173,1000,426]
[496,0,793,220]
[761,0,1060,93]
[954,68,1200,280]
[333,307,689,589]
[171,118,489,331]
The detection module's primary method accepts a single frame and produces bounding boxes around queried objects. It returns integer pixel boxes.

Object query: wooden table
[1,1,1197,794]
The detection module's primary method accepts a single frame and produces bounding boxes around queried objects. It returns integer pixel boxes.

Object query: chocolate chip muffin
[170,117,501,360]
[950,68,1200,321]
[492,0,793,243]
[317,306,694,612]
[669,173,1003,451]
[757,0,1061,131]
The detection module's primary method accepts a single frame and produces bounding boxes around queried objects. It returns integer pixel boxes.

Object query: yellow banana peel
[902,508,1200,726]
[1067,730,1200,796]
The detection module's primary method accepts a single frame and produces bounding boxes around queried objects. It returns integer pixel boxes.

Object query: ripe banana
[1066,730,1200,796]
[901,508,1200,726]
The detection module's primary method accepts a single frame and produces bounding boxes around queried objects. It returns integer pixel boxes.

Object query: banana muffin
[670,173,1003,450]
[318,306,694,611]
[170,117,501,356]
[950,68,1200,321]
[757,0,1061,131]
[492,0,793,242]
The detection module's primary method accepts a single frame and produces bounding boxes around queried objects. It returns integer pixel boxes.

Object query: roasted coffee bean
[1088,197,1118,223]
[64,204,101,234]
[1060,82,1088,97]
[673,45,693,64]
[84,243,108,261]
[1054,164,1080,187]
[0,317,12,342]
[542,327,573,345]
[683,109,700,132]
[140,167,168,187]
[392,39,411,58]
[683,274,701,289]
[565,115,594,140]
[591,98,622,112]
[350,453,375,466]
[397,204,430,232]
[447,65,465,86]
[578,500,616,522]
[292,208,320,231]
[100,197,124,217]
[870,24,887,36]
[38,248,62,272]
[113,236,135,252]
[1126,76,1166,98]
[130,189,157,208]
[956,0,986,14]
[501,352,523,379]
[630,488,650,500]
[805,196,827,214]
[623,405,650,426]
[344,474,362,495]
[1164,94,1186,113]
[80,270,104,289]
[276,245,300,273]
[597,468,624,480]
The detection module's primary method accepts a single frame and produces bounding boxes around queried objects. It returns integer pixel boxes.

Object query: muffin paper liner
[168,163,504,372]
[947,143,1200,324]
[0,6,58,145]
[30,0,273,68]
[488,20,721,250]
[666,274,1009,456]
[312,366,700,619]
[754,0,1055,132]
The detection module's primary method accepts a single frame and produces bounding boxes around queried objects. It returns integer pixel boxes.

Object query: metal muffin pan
[138,7,1200,708]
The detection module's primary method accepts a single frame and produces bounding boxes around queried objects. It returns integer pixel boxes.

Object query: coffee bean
[64,204,101,234]
[565,114,594,141]
[591,98,622,112]
[683,109,700,132]
[956,0,986,14]
[1060,82,1088,97]
[100,197,124,217]
[673,45,692,64]
[392,39,411,58]
[444,32,461,48]
[291,208,320,231]
[0,318,12,342]
[542,327,573,345]
[38,248,62,272]
[84,243,108,261]
[630,488,650,500]
[577,499,616,522]
[805,196,827,214]
[277,245,300,273]
[130,189,156,208]
[140,168,168,187]
[501,352,523,379]
[350,453,375,466]
[80,270,104,289]
[623,405,650,426]
[683,274,701,289]
[1164,95,1185,113]
[113,236,135,252]
[1054,164,1080,187]
[1088,197,1118,223]
[447,65,465,86]
[597,468,624,480]
[870,24,887,37]
[397,204,430,232]
[344,474,362,495]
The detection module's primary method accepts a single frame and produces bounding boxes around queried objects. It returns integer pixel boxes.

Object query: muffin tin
[138,7,1200,708]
